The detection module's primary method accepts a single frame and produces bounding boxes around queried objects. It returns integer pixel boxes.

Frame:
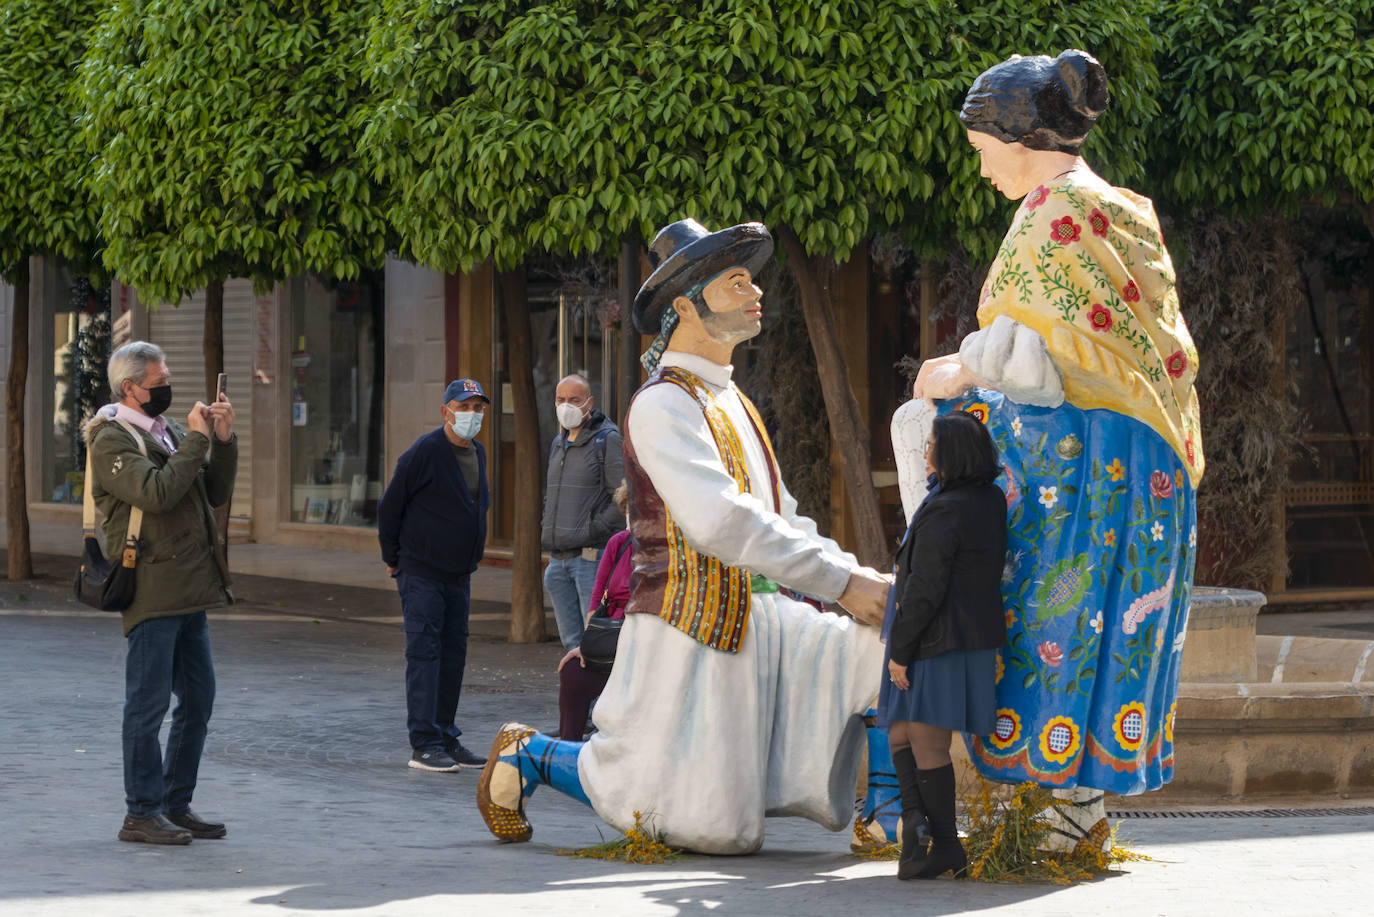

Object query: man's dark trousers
[123,611,215,817]
[398,571,471,751]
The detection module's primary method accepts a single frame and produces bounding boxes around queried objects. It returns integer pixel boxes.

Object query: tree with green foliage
[1154,1,1374,590]
[366,0,1161,593]
[0,0,105,581]
[80,0,393,402]
[1156,0,1374,237]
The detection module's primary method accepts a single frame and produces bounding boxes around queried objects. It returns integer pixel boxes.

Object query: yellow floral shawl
[977,168,1204,485]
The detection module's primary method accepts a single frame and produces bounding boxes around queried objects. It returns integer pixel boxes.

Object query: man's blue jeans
[397,571,471,751]
[123,611,215,818]
[543,552,600,650]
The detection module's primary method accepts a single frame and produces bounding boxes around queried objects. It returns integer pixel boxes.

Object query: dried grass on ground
[855,768,1150,885]
[559,811,685,864]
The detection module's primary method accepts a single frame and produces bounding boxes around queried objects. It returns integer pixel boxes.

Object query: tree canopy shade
[1156,0,1374,234]
[366,0,1161,268]
[0,0,103,283]
[79,0,393,307]
[0,0,106,581]
[364,0,1164,574]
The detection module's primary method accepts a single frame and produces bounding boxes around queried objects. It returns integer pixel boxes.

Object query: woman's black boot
[892,746,932,880]
[914,763,967,879]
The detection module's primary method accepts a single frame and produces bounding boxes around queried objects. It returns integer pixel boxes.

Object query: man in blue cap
[378,379,492,772]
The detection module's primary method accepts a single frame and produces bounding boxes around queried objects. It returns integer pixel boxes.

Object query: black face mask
[139,384,173,418]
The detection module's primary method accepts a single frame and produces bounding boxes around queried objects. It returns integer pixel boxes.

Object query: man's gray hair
[558,372,591,391]
[108,341,166,399]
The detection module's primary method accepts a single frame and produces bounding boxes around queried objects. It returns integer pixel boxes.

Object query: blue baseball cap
[443,378,490,404]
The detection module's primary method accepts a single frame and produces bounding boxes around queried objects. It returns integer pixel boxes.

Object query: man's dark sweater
[378,427,489,585]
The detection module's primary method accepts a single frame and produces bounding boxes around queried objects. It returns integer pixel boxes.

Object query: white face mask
[449,410,483,440]
[556,402,587,430]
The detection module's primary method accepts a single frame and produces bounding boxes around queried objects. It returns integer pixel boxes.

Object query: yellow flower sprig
[851,765,1149,884]
[560,811,685,864]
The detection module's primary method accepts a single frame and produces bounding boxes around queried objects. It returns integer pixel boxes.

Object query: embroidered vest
[623,366,781,653]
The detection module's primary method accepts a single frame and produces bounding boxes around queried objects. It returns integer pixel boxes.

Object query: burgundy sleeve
[586,530,628,618]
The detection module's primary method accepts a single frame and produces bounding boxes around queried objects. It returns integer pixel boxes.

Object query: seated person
[556,483,632,740]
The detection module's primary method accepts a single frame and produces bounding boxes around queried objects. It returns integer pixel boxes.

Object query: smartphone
[215,372,228,401]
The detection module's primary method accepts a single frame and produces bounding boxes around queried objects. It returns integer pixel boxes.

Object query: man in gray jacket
[541,373,625,650]
[88,341,236,845]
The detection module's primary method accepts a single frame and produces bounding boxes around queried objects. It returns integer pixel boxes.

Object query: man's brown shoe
[118,814,192,845]
[165,809,227,839]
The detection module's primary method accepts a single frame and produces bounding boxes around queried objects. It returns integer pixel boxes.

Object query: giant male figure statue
[477,219,891,854]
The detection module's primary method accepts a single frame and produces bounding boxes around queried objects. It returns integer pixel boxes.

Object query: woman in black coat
[878,410,1008,879]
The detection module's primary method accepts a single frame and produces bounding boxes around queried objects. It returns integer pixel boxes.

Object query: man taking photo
[89,341,236,845]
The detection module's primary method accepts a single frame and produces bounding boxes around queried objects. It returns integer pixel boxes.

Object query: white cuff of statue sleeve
[959,315,1065,408]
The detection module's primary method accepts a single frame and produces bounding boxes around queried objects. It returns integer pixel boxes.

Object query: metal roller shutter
[147,279,254,516]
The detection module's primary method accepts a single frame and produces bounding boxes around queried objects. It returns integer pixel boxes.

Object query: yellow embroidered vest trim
[655,366,781,653]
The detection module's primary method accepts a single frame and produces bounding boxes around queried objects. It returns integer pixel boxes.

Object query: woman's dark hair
[931,412,1001,488]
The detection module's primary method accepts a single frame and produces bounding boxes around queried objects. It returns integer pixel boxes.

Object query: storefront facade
[0,253,940,562]
[4,235,1371,597]
[0,255,452,556]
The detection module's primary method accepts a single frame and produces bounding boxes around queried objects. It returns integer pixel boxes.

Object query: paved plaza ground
[1,549,1372,916]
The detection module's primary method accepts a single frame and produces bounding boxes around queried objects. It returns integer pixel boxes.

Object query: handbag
[579,538,633,674]
[74,418,147,612]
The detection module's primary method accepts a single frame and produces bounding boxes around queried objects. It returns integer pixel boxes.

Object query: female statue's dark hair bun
[1056,50,1110,121]
[959,49,1111,154]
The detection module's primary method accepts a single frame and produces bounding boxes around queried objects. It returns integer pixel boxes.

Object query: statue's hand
[913,354,981,405]
[839,567,891,628]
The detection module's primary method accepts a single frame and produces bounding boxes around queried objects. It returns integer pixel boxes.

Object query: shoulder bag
[579,537,633,674]
[74,418,147,612]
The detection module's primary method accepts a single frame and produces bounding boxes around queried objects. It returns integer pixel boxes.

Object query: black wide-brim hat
[633,219,775,334]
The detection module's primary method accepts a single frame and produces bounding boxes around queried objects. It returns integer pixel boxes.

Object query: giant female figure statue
[895,50,1203,853]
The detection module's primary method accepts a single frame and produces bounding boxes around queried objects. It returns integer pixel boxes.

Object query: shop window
[44,265,111,504]
[488,257,626,543]
[289,272,385,526]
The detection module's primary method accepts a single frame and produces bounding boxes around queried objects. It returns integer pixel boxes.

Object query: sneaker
[448,742,488,769]
[409,748,460,772]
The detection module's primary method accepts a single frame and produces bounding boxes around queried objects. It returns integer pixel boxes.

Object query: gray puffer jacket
[85,406,237,636]
[540,411,625,552]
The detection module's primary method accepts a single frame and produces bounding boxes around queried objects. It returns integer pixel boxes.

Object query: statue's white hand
[913,354,981,404]
[838,567,891,627]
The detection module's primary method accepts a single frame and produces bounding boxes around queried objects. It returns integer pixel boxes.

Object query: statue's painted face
[968,130,1037,201]
[698,267,764,346]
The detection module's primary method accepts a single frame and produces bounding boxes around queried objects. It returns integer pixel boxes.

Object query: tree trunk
[617,237,640,423]
[6,269,33,581]
[1355,199,1374,246]
[499,267,547,643]
[918,260,937,360]
[202,278,230,561]
[775,225,888,568]
[203,278,225,401]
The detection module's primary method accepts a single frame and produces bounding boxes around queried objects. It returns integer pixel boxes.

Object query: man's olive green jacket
[85,408,236,636]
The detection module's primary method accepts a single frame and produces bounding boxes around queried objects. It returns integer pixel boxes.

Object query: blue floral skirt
[942,390,1197,795]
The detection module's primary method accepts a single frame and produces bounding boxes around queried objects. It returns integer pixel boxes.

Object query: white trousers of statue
[579,593,884,855]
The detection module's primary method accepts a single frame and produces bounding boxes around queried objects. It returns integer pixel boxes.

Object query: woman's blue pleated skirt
[877,647,999,735]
